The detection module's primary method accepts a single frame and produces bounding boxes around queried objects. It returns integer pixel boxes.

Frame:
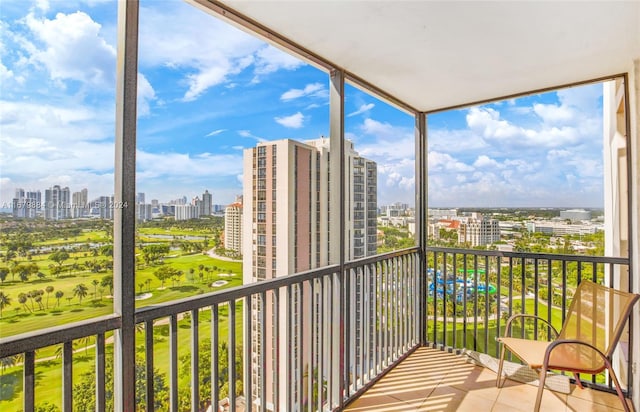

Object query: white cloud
[206,129,227,137]
[136,5,306,100]
[280,82,325,101]
[428,151,474,172]
[533,103,574,124]
[347,103,374,117]
[0,61,13,82]
[275,112,305,128]
[237,130,266,142]
[253,45,304,75]
[137,150,243,180]
[25,11,116,88]
[137,73,156,117]
[473,155,501,169]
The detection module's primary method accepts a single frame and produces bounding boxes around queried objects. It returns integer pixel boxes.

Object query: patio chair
[496,280,640,412]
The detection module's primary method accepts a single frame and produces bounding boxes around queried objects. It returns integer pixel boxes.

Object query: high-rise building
[72,188,88,218]
[175,204,200,221]
[137,192,145,204]
[44,185,71,220]
[242,137,377,410]
[12,189,41,219]
[201,190,213,216]
[224,200,243,252]
[97,195,114,219]
[136,203,153,222]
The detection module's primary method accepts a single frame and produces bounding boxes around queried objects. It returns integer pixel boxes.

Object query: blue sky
[0,0,605,209]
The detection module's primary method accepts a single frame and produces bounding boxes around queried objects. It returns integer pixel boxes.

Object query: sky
[0,0,606,210]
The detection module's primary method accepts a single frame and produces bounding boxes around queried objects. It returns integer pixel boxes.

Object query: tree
[92,279,100,300]
[73,354,168,412]
[35,402,60,412]
[142,244,170,265]
[73,283,89,303]
[177,340,243,411]
[55,290,64,308]
[0,267,8,284]
[0,291,11,318]
[138,282,145,294]
[154,266,181,289]
[99,244,113,257]
[101,275,113,295]
[45,285,54,309]
[18,293,31,313]
[50,250,70,268]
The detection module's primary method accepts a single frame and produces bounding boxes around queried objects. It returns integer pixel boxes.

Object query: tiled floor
[344,347,633,412]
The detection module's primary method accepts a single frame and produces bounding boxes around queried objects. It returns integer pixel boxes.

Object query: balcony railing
[0,247,632,411]
[424,246,632,395]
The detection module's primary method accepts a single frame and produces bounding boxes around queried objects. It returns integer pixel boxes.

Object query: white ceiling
[213,1,640,112]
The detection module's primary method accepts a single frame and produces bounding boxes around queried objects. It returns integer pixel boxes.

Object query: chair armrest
[502,313,560,339]
[543,339,608,370]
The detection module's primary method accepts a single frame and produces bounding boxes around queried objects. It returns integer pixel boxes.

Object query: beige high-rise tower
[242,137,377,410]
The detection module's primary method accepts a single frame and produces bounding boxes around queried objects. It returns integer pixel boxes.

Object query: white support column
[329,68,345,409]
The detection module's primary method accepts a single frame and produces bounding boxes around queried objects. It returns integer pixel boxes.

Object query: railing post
[113,0,139,411]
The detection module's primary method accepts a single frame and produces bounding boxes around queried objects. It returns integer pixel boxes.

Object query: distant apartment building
[96,196,114,219]
[224,200,243,252]
[457,213,501,247]
[201,190,213,216]
[44,185,71,220]
[382,202,409,217]
[429,208,458,218]
[560,209,592,222]
[136,203,153,222]
[72,188,89,218]
[12,189,41,219]
[174,204,200,221]
[526,221,602,235]
[136,192,145,204]
[242,137,377,410]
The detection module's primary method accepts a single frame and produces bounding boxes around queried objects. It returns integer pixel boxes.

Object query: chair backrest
[558,280,640,359]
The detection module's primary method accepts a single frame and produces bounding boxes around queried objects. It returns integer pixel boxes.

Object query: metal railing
[0,248,420,412]
[424,246,632,395]
[1,246,633,410]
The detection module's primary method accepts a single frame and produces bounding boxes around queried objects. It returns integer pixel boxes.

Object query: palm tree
[0,267,8,284]
[0,291,11,318]
[92,279,99,300]
[55,290,64,308]
[18,293,31,313]
[45,285,54,309]
[73,283,89,304]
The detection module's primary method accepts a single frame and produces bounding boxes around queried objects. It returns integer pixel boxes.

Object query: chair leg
[608,365,631,412]
[496,344,506,388]
[573,372,584,389]
[534,367,548,412]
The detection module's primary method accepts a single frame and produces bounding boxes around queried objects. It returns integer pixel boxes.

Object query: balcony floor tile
[344,347,630,412]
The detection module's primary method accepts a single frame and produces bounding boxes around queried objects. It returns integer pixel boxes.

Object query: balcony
[1,248,634,411]
[1,1,638,412]
[344,347,632,412]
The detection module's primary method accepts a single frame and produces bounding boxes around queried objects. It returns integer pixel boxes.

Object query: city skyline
[1,0,606,209]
